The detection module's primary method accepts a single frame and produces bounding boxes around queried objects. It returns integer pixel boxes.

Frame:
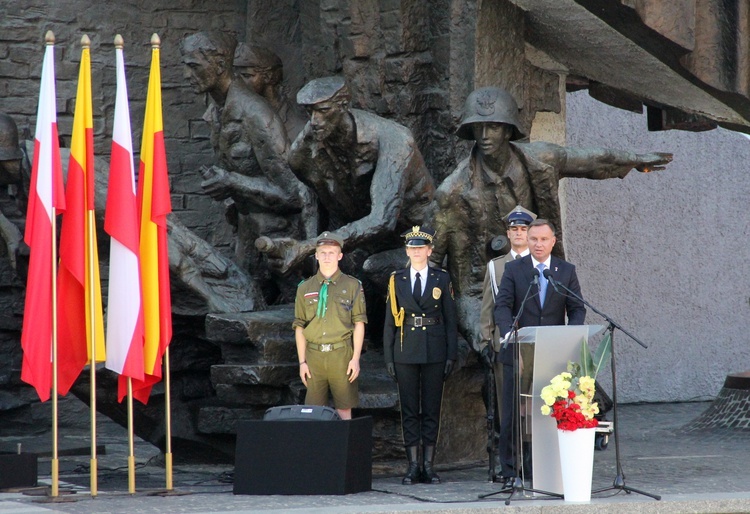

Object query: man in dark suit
[384,226,458,485]
[493,218,586,480]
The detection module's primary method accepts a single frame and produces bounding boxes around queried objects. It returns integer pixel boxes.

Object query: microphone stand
[546,273,661,501]
[481,272,562,504]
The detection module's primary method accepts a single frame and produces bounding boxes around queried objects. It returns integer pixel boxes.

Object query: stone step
[205,306,294,345]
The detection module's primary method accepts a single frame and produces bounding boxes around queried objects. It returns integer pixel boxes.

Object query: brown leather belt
[404,316,441,327]
[307,341,347,352]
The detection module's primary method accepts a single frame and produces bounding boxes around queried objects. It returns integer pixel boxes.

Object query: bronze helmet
[455,87,526,141]
[0,113,23,161]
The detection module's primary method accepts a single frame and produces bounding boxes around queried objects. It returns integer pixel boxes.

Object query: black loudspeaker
[263,404,341,421]
[233,415,373,495]
[0,453,37,489]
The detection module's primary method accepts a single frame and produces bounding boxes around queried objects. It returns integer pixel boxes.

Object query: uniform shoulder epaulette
[435,267,449,275]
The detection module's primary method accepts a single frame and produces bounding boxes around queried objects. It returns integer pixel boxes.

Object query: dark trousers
[498,362,516,475]
[395,361,445,447]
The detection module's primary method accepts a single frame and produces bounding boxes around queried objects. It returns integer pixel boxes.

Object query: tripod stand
[550,278,661,500]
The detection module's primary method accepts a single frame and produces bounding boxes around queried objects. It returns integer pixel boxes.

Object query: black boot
[402,446,421,485]
[422,445,440,484]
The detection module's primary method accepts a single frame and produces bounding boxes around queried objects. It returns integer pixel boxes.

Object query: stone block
[196,405,266,435]
[211,363,299,387]
[205,307,295,344]
[214,384,285,406]
[221,336,296,365]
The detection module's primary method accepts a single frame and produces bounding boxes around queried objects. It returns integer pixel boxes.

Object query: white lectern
[511,324,604,495]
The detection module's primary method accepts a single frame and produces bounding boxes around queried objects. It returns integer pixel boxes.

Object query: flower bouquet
[540,361,599,431]
[540,361,600,501]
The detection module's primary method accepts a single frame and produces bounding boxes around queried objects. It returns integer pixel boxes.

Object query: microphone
[542,268,560,294]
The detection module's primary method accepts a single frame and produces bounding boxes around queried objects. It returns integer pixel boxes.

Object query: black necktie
[413,272,422,303]
[514,254,521,260]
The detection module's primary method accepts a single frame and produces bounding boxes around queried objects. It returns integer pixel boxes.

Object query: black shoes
[402,446,421,485]
[422,445,440,484]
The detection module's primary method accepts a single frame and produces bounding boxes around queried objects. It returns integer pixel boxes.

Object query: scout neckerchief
[388,274,405,349]
[317,278,331,318]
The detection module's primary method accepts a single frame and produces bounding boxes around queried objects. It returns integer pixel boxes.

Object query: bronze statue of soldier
[233,43,307,142]
[431,86,672,352]
[256,76,435,277]
[180,31,316,303]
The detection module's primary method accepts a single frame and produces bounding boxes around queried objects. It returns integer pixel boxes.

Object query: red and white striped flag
[104,36,145,401]
[21,35,66,402]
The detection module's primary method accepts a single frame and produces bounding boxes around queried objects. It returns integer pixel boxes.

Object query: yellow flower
[541,405,551,416]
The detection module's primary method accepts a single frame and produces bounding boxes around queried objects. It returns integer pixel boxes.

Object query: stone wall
[564,90,750,403]
[0,0,247,252]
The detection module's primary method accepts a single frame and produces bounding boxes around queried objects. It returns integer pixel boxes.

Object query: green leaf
[590,331,612,379]
[580,337,594,377]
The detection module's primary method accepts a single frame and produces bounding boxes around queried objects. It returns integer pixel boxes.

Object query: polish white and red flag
[104,36,145,401]
[21,34,66,402]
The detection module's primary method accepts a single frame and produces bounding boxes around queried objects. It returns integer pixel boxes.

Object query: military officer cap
[316,231,344,249]
[401,225,435,247]
[504,205,537,227]
[297,76,350,106]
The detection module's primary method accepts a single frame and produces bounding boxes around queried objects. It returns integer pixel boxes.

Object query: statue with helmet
[431,86,673,353]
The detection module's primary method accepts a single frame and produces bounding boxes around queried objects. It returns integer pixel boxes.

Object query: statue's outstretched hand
[255,236,307,275]
[635,152,673,173]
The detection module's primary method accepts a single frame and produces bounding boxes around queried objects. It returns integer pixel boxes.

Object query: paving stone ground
[1,401,750,513]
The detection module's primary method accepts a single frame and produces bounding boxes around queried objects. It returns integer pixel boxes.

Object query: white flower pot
[556,427,596,502]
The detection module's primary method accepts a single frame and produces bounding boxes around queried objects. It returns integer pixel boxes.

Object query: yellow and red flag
[132,34,172,404]
[56,37,106,395]
[21,34,66,401]
[104,36,145,401]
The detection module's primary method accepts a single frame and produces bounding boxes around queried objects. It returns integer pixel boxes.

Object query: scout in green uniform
[383,226,458,485]
[293,231,367,420]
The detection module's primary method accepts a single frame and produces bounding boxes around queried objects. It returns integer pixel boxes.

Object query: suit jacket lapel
[396,269,421,312]
[517,256,542,310]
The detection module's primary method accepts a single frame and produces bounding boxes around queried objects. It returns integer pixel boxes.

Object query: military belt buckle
[414,316,423,327]
[320,343,333,352]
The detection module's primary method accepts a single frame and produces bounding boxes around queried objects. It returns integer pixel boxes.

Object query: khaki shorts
[305,343,358,409]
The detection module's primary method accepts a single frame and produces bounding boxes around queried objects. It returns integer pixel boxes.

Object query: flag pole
[87,208,98,497]
[164,346,173,490]
[47,31,60,499]
[78,34,99,498]
[127,377,136,494]
[152,31,174,491]
[52,206,59,498]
